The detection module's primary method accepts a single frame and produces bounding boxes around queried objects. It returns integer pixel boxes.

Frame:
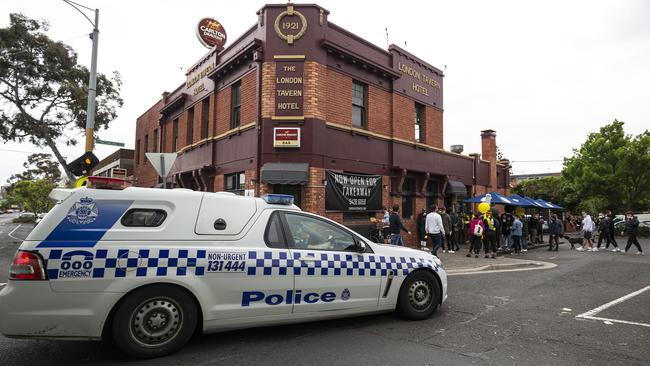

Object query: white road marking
[576,285,650,328]
[8,224,23,241]
[562,308,572,312]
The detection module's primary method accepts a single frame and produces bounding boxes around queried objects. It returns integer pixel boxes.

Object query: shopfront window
[225,172,245,195]
[401,178,415,219]
[352,81,367,128]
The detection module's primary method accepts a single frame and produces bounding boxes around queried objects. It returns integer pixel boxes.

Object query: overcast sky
[1,0,649,184]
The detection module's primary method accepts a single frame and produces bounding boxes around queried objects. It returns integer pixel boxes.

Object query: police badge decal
[341,288,351,301]
[67,197,99,224]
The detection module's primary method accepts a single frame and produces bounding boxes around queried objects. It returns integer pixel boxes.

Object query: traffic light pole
[85,8,99,152]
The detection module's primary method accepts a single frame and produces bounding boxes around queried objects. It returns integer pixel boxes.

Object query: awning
[260,163,309,185]
[446,180,467,196]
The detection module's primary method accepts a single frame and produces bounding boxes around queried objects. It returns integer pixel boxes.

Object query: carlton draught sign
[196,18,227,50]
[325,171,382,212]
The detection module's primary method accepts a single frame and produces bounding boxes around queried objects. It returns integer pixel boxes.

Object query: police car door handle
[299,255,316,263]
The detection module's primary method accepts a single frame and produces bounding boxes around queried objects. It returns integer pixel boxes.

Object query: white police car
[0,177,447,358]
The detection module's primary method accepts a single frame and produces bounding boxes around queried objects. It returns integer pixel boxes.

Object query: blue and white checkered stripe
[246,251,438,277]
[43,248,206,279]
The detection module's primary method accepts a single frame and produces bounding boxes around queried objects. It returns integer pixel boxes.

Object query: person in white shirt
[425,205,445,256]
[578,211,594,251]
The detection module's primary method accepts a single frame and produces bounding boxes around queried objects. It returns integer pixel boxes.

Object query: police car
[0,177,447,358]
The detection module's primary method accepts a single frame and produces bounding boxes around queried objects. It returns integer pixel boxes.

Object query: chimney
[481,129,497,189]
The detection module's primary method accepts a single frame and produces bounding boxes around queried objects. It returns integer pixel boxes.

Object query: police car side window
[121,209,167,227]
[265,211,286,248]
[283,213,357,252]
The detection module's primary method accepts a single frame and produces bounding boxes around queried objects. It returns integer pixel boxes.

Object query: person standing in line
[381,207,391,244]
[467,213,484,258]
[529,213,539,244]
[416,208,427,250]
[449,208,461,251]
[624,212,643,255]
[501,211,514,252]
[482,212,498,259]
[606,210,620,250]
[440,207,454,253]
[425,205,445,256]
[537,215,545,244]
[459,211,469,245]
[389,205,411,246]
[577,211,594,251]
[548,214,562,251]
[511,215,523,254]
[521,214,529,252]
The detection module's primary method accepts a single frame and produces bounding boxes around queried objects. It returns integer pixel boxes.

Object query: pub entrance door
[272,184,302,208]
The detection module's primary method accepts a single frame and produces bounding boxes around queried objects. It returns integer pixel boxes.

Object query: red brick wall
[392,93,415,141]
[241,70,257,126]
[134,99,163,187]
[426,107,443,148]
[261,62,275,119]
[325,68,352,125]
[305,61,326,120]
[215,86,231,135]
[368,86,391,136]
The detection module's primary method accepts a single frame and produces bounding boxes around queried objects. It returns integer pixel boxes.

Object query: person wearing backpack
[467,213,485,258]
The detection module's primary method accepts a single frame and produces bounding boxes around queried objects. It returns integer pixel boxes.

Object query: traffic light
[66,151,99,177]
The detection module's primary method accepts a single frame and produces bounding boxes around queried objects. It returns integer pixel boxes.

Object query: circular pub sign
[196,18,227,50]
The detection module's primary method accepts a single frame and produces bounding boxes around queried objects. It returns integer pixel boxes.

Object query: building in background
[92,148,134,181]
[511,172,561,186]
[134,3,510,246]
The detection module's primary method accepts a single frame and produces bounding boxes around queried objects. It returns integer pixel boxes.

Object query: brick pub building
[134,3,510,246]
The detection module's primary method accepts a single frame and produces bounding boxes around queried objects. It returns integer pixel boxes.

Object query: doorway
[272,184,302,208]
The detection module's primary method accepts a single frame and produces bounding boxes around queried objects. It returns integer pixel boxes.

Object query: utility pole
[62,0,99,152]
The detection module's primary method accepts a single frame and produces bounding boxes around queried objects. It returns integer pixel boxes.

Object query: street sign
[95,138,125,147]
[145,153,177,188]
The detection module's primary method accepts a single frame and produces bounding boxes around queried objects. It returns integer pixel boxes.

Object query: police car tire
[397,270,440,320]
[112,285,198,358]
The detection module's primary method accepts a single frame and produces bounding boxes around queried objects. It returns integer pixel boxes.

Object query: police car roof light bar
[87,176,131,190]
[261,194,294,205]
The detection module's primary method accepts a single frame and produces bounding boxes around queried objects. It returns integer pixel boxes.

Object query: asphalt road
[0,221,648,365]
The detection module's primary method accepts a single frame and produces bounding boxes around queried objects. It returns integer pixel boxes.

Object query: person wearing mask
[425,205,445,256]
[467,213,484,258]
[511,215,523,254]
[482,212,498,259]
[440,207,454,253]
[389,205,410,246]
[529,213,539,244]
[381,207,391,244]
[595,213,611,251]
[624,212,643,255]
[577,211,594,251]
[548,214,562,251]
[416,208,427,250]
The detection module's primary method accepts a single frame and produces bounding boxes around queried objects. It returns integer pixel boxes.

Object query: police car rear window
[121,209,167,227]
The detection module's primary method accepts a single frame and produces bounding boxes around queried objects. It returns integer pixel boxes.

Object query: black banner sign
[325,171,382,212]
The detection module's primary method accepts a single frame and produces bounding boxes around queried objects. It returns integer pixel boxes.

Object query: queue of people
[379,205,644,256]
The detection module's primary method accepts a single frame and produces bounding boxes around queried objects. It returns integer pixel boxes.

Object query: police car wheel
[112,285,198,358]
[397,271,440,320]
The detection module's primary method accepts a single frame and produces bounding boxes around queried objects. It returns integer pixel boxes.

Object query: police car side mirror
[355,239,366,252]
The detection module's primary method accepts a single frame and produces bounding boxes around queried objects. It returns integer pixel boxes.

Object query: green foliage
[562,120,650,213]
[0,14,123,181]
[7,153,61,184]
[512,176,565,206]
[5,179,55,214]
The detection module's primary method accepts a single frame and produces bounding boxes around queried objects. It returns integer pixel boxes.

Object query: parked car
[614,219,650,237]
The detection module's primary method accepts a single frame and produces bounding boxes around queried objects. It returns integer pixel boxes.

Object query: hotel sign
[274,59,304,117]
[196,18,227,50]
[273,127,301,148]
[391,47,443,108]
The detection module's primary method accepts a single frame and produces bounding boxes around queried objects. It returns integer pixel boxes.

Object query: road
[0,222,648,365]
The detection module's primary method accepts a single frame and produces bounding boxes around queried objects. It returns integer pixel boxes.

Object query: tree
[562,120,650,212]
[6,179,56,214]
[7,153,62,184]
[0,14,123,182]
[511,176,566,207]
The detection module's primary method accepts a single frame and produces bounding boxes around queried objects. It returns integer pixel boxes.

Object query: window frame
[279,211,371,253]
[120,208,167,227]
[264,211,288,249]
[414,102,425,142]
[401,178,416,219]
[231,81,241,129]
[224,172,246,195]
[351,80,367,129]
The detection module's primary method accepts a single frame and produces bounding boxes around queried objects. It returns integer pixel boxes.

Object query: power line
[0,147,67,159]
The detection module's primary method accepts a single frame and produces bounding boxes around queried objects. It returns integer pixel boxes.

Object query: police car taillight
[9,251,47,280]
[87,176,131,190]
[262,194,294,205]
